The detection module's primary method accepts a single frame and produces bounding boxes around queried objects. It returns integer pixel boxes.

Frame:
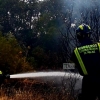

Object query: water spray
[3,62,82,90]
[10,72,66,78]
[5,63,77,79]
[2,71,83,91]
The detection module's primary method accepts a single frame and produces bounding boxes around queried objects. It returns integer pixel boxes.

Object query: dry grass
[0,79,79,100]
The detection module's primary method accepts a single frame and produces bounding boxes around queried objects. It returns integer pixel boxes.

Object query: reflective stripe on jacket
[74,43,100,75]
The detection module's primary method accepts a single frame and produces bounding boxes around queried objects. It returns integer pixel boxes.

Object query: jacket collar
[80,38,93,46]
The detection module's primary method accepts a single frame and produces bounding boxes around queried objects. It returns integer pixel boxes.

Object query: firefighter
[0,70,10,84]
[0,70,5,84]
[71,23,100,100]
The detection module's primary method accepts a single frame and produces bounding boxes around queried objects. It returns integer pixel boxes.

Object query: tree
[0,0,40,49]
[79,0,100,42]
[59,0,100,63]
[0,32,33,74]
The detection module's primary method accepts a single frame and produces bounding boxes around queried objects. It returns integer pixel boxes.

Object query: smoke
[63,0,100,24]
[71,23,76,28]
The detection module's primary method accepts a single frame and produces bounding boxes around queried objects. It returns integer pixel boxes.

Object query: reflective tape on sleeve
[74,48,88,75]
[97,43,100,52]
[0,71,2,74]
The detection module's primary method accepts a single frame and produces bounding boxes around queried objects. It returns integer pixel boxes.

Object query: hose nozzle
[5,74,10,79]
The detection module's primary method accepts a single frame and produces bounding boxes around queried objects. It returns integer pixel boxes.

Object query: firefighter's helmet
[76,23,91,42]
